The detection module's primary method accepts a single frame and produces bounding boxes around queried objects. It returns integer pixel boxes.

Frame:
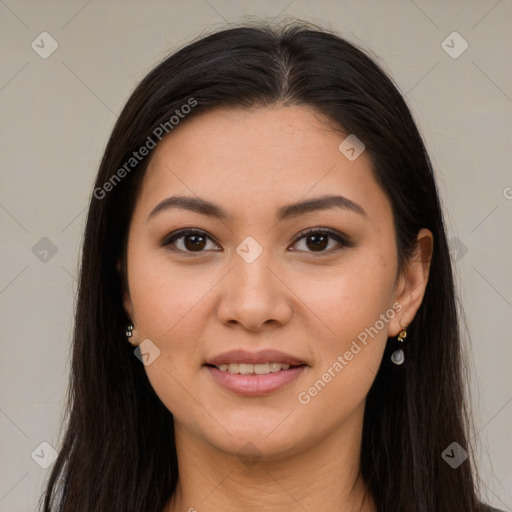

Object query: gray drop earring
[391,328,407,365]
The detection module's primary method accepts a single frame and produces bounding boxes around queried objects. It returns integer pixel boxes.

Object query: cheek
[291,257,395,421]
[128,239,200,326]
[126,248,212,413]
[291,251,397,346]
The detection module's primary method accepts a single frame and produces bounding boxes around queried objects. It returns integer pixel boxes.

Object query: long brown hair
[40,21,484,511]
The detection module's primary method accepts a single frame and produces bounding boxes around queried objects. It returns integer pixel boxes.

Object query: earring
[391,328,407,365]
[125,323,140,347]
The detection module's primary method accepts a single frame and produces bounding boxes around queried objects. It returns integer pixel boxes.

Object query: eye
[161,227,351,255]
[161,229,220,254]
[290,228,350,254]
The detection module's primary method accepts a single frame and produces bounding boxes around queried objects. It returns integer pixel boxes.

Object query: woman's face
[121,105,426,459]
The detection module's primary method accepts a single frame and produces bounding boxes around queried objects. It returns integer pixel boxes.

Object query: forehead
[135,105,391,222]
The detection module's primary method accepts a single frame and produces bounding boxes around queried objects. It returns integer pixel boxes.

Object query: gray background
[0,1,511,510]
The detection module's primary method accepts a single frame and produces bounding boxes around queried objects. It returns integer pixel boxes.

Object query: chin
[201,423,307,462]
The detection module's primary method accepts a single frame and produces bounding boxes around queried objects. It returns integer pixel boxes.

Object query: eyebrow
[147,194,367,222]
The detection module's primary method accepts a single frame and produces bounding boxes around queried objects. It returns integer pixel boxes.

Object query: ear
[117,258,134,320]
[389,228,434,336]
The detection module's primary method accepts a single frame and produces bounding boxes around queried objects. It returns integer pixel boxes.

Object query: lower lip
[205,365,306,396]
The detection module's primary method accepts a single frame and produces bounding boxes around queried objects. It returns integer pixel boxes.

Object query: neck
[164,402,376,512]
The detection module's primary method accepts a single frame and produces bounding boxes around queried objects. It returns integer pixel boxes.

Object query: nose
[216,248,293,332]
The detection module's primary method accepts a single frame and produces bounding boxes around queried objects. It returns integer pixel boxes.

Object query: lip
[206,365,307,396]
[204,349,307,366]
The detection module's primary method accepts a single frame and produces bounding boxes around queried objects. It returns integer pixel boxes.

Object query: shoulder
[480,503,506,512]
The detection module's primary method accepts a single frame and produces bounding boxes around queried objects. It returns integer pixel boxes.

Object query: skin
[119,105,433,512]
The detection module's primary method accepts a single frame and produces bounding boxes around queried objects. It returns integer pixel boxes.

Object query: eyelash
[160,227,352,256]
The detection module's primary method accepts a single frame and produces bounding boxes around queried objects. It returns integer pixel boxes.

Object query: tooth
[239,363,254,374]
[269,362,281,372]
[219,362,294,374]
[254,363,270,375]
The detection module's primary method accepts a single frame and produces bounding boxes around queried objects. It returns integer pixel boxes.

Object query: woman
[40,21,504,512]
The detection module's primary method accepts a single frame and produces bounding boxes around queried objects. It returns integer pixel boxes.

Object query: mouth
[205,362,304,374]
[204,349,308,396]
[204,348,307,367]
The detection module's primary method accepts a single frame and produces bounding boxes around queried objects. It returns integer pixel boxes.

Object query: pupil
[307,234,327,251]
[185,234,206,251]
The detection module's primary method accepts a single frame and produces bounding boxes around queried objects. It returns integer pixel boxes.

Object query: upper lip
[205,349,307,366]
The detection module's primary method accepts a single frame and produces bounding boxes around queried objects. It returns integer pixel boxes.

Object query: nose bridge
[217,236,292,329]
[232,238,276,299]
